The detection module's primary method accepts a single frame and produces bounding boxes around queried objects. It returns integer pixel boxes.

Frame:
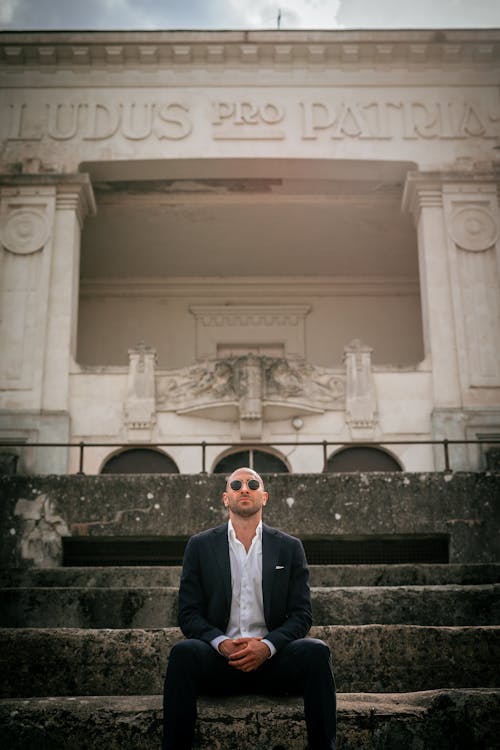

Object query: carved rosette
[449,206,499,252]
[1,208,50,255]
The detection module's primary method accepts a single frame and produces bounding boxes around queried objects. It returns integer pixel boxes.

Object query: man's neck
[229,514,262,551]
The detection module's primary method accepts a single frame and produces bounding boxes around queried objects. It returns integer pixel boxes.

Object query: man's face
[223,470,268,519]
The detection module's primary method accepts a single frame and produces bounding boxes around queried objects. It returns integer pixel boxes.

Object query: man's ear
[222,491,229,507]
[262,492,268,506]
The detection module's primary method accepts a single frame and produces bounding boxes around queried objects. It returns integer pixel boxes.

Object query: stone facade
[0,30,499,473]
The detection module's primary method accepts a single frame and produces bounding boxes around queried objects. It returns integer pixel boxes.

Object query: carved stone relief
[156,353,345,438]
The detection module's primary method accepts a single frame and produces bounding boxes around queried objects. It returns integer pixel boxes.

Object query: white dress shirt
[211,519,276,657]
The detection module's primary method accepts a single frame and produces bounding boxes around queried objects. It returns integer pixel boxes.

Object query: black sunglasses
[229,479,260,491]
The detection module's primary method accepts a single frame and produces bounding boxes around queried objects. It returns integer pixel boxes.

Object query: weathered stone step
[2,584,498,628]
[0,689,498,750]
[2,562,498,588]
[1,625,498,698]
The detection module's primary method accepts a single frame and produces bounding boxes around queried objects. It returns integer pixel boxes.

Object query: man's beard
[231,503,261,518]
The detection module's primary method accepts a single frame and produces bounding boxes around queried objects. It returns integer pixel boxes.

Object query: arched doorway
[101,448,179,474]
[213,448,289,474]
[326,446,402,472]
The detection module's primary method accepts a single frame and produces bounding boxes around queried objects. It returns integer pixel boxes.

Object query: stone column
[0,173,95,472]
[403,167,500,468]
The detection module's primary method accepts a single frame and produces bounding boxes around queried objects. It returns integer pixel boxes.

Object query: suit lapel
[262,525,281,625]
[210,523,232,608]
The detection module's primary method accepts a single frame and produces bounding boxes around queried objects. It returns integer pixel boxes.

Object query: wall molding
[79,276,420,299]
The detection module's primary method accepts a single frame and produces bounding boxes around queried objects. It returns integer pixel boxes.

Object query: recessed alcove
[77,158,423,369]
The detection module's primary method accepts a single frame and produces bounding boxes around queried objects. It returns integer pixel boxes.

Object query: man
[163,467,336,749]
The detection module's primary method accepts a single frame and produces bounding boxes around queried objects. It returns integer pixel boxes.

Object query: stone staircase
[1,562,499,749]
[1,472,499,748]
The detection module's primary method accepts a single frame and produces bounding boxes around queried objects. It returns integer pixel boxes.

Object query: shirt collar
[228,518,262,542]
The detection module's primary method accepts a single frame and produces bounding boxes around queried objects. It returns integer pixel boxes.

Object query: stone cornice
[1,29,499,70]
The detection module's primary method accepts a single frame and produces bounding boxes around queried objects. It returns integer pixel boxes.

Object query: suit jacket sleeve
[177,530,229,644]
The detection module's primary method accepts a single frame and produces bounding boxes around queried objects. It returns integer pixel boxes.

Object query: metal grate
[302,536,449,565]
[63,534,449,567]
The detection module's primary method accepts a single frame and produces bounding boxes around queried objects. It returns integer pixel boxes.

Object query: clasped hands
[218,637,270,672]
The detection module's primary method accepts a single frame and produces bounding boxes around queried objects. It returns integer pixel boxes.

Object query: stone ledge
[1,625,499,697]
[2,562,499,588]
[2,473,499,567]
[1,583,498,628]
[0,690,498,750]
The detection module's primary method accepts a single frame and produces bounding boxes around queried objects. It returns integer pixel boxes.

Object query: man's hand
[218,639,242,660]
[226,637,271,672]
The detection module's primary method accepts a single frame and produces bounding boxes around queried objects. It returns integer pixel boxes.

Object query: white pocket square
[275,565,285,570]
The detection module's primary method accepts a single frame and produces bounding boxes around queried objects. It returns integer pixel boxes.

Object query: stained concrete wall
[1,472,498,568]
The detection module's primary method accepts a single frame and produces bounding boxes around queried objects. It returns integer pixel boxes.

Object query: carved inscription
[212,101,285,140]
[7,101,192,141]
[299,100,499,140]
[4,97,499,142]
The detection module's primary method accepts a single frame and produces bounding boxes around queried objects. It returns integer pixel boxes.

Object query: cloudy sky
[1,0,500,31]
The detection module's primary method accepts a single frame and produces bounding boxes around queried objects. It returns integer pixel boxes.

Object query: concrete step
[0,689,498,750]
[2,583,498,628]
[1,625,498,698]
[2,562,499,588]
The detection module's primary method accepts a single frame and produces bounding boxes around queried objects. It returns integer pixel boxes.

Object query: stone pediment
[156,354,344,424]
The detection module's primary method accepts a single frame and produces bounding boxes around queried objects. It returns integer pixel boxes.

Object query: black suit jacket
[177,522,312,653]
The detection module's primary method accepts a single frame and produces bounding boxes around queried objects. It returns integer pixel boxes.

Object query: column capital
[0,172,96,226]
[402,167,500,224]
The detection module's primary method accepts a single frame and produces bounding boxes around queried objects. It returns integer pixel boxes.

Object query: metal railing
[1,438,499,474]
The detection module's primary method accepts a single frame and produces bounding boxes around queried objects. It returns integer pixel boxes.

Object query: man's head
[222,467,268,521]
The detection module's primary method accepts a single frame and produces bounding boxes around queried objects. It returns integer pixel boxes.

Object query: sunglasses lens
[229,479,260,491]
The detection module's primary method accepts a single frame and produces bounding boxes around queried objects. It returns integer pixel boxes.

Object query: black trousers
[162,637,336,750]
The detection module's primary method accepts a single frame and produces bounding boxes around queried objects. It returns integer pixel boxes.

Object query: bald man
[162,467,336,749]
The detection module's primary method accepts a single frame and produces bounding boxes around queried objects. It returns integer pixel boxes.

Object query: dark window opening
[101,448,179,474]
[63,536,188,566]
[302,535,448,564]
[326,446,402,472]
[213,449,288,474]
[63,534,448,567]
